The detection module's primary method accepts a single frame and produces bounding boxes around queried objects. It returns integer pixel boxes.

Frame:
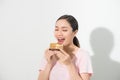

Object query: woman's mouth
[57,38,65,44]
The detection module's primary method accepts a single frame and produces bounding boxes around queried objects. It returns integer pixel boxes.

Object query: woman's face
[54,19,77,46]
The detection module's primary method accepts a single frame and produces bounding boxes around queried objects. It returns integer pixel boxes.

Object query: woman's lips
[58,41,63,44]
[57,38,65,44]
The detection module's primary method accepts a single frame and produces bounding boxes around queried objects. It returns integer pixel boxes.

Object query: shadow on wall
[90,27,120,80]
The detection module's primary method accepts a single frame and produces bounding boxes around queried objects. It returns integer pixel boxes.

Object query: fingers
[55,50,69,60]
[55,50,65,59]
[55,50,71,65]
[45,50,55,57]
[59,49,68,56]
[45,49,56,61]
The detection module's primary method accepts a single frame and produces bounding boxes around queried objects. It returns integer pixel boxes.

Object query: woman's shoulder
[75,48,90,57]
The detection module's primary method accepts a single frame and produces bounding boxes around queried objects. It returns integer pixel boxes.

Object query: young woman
[38,15,93,80]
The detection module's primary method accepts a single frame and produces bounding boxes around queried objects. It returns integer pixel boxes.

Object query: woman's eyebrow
[55,26,68,28]
[55,26,58,27]
[61,26,68,28]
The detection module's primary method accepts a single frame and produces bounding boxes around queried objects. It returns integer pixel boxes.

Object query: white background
[0,0,120,80]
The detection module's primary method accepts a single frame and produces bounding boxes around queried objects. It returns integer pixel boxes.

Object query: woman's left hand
[55,49,72,65]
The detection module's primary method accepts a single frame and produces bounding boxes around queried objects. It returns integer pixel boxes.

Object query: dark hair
[57,15,80,47]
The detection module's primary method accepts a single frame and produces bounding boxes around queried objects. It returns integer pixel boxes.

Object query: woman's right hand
[45,49,58,67]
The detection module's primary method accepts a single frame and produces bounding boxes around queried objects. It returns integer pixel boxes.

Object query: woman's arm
[67,63,91,80]
[38,49,58,80]
[38,64,53,80]
[55,49,92,80]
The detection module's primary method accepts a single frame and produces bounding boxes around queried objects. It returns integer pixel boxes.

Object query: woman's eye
[63,30,67,32]
[55,29,59,31]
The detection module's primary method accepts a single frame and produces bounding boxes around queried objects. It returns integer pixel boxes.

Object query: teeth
[58,38,64,40]
[58,38,62,40]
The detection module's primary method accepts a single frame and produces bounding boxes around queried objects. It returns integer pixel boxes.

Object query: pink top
[39,48,93,80]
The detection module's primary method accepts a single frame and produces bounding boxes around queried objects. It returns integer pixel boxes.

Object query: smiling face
[54,19,77,46]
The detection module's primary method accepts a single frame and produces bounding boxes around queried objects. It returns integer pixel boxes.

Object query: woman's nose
[57,30,63,36]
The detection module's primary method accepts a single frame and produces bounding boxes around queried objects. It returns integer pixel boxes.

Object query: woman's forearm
[67,63,90,80]
[67,63,83,80]
[38,64,53,80]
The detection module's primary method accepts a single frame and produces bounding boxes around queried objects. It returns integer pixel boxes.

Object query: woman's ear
[74,30,78,36]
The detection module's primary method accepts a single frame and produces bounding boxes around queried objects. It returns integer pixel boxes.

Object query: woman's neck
[63,43,78,54]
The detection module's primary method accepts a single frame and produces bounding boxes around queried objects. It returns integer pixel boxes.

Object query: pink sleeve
[39,56,47,71]
[77,51,93,75]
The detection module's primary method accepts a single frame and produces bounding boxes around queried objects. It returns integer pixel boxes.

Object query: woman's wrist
[66,62,75,70]
[46,62,55,70]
